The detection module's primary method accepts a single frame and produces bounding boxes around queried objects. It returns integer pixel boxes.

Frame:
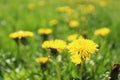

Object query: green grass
[0,0,120,80]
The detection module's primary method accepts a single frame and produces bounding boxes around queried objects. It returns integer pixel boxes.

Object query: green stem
[55,59,61,80]
[80,63,83,80]
[77,63,83,80]
[17,39,21,61]
[42,71,46,80]
[24,45,29,62]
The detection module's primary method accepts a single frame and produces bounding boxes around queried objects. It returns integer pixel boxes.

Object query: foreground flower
[94,27,110,37]
[35,57,49,64]
[42,40,66,80]
[9,30,33,45]
[42,39,66,54]
[67,34,78,41]
[67,38,98,55]
[67,38,98,64]
[38,28,52,35]
[69,20,79,28]
[9,30,33,39]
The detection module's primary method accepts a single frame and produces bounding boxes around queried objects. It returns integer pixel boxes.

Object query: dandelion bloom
[67,38,98,64]
[42,39,66,53]
[70,53,82,65]
[69,20,79,28]
[35,57,49,64]
[9,30,33,39]
[94,27,110,37]
[38,28,52,35]
[49,20,58,26]
[67,34,78,41]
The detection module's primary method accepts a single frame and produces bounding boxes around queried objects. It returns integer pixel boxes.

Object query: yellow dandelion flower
[42,39,66,53]
[70,53,82,65]
[35,57,49,64]
[69,20,79,28]
[67,38,98,61]
[24,31,34,37]
[28,3,35,10]
[38,28,52,35]
[49,20,58,26]
[94,27,110,37]
[67,34,78,41]
[9,30,33,39]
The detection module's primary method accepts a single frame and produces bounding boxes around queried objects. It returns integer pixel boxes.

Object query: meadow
[0,0,120,80]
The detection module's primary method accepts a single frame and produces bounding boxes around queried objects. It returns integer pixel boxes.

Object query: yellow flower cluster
[67,34,78,41]
[94,27,110,37]
[35,57,49,64]
[9,30,33,39]
[38,28,52,35]
[69,20,79,28]
[42,39,66,53]
[67,38,98,65]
